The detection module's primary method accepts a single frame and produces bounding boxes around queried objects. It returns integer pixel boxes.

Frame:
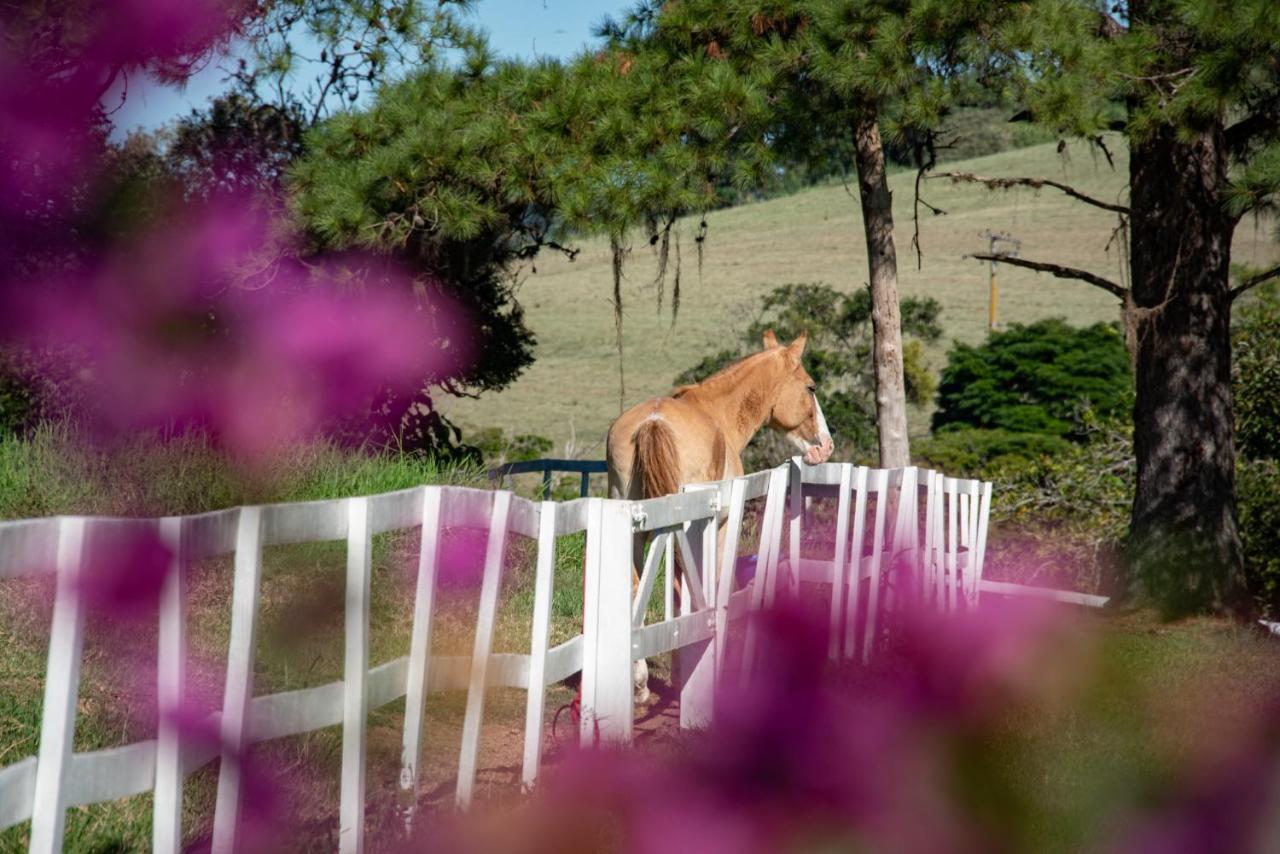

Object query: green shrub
[933,319,1131,439]
[938,419,1131,593]
[915,427,1073,472]
[0,348,86,439]
[1234,280,1280,460]
[468,427,555,466]
[1239,458,1280,615]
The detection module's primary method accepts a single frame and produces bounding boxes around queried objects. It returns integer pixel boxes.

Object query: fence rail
[0,457,1105,852]
[486,458,607,498]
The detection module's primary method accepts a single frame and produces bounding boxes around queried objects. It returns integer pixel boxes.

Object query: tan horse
[606,330,834,700]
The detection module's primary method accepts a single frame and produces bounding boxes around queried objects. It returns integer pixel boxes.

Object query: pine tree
[598,0,1017,467]
[966,0,1280,614]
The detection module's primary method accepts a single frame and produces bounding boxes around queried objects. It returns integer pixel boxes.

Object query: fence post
[339,497,373,853]
[211,506,264,854]
[153,516,187,854]
[28,517,86,854]
[842,467,870,660]
[521,501,559,790]
[826,465,853,661]
[715,479,747,676]
[580,499,634,745]
[972,482,993,607]
[862,470,889,663]
[678,515,716,729]
[399,487,443,824]
[456,491,513,807]
[787,457,803,598]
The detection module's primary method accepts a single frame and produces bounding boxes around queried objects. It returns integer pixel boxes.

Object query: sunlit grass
[441,137,1278,450]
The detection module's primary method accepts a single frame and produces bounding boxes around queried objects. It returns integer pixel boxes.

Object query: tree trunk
[851,107,909,468]
[1125,120,1248,615]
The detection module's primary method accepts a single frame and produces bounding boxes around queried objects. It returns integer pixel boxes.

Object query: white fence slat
[28,516,87,854]
[947,484,960,613]
[861,470,890,663]
[579,500,635,745]
[0,757,36,831]
[973,482,993,606]
[153,516,186,854]
[632,611,716,659]
[714,478,747,674]
[826,465,853,660]
[633,532,669,628]
[663,533,675,623]
[673,528,709,612]
[926,472,943,607]
[788,457,802,598]
[456,491,513,808]
[978,579,1109,608]
[679,515,716,729]
[339,497,373,854]
[211,506,264,854]
[0,517,58,580]
[399,487,442,817]
[842,467,870,660]
[630,489,719,532]
[521,501,557,791]
[543,636,583,685]
[742,467,787,678]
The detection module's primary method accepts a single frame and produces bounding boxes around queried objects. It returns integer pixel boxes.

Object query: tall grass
[0,425,557,852]
[0,423,484,520]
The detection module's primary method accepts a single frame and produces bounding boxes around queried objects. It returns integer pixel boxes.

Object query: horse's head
[762,330,834,465]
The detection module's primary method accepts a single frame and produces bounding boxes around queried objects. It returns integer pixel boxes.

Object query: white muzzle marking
[789,394,834,462]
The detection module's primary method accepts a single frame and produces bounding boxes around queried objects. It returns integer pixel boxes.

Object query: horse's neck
[685,355,779,453]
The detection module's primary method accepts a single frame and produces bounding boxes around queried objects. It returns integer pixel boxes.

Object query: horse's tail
[633,419,681,499]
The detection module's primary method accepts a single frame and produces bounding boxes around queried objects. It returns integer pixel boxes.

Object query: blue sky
[108,0,628,138]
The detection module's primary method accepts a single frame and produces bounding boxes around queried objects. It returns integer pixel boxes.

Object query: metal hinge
[630,504,648,531]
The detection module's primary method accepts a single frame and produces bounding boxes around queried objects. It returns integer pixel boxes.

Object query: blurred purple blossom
[7,197,472,455]
[75,524,173,620]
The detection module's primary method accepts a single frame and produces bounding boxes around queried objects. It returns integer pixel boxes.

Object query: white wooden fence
[0,458,1031,852]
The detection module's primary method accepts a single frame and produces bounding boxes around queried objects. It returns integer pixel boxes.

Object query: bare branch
[1230,264,1280,300]
[971,253,1128,300]
[932,171,1129,215]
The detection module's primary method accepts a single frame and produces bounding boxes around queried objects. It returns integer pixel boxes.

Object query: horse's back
[607,395,726,499]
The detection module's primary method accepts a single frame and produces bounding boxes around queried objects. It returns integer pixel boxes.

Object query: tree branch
[1225,107,1280,157]
[1230,264,1280,300]
[932,171,1129,215]
[971,253,1128,300]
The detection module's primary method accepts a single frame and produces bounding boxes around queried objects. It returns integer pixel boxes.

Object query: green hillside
[441,136,1279,455]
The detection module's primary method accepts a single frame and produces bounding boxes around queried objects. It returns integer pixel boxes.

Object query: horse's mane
[672,348,774,398]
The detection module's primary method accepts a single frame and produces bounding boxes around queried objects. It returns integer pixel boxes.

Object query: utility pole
[979,230,1021,331]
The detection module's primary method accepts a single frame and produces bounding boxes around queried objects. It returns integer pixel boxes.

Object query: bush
[922,419,1131,594]
[933,319,1131,439]
[0,348,86,439]
[468,428,555,466]
[1234,280,1280,460]
[915,427,1073,472]
[1239,459,1280,615]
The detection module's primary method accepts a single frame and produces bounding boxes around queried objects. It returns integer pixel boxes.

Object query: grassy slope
[442,136,1279,452]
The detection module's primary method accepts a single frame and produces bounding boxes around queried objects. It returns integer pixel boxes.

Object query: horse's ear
[761,329,779,349]
[787,331,808,358]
